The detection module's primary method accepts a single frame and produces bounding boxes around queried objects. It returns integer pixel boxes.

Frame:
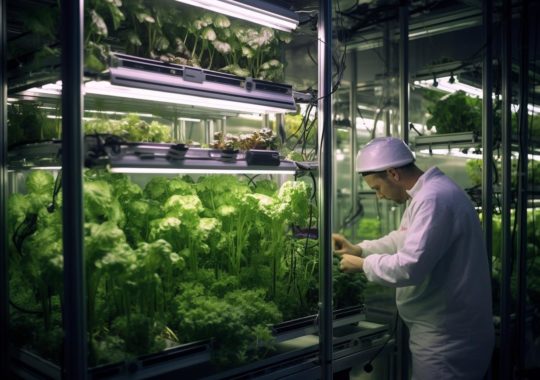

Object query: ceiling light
[174,0,299,32]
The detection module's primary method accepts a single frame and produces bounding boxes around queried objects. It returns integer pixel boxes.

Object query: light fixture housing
[8,140,300,176]
[108,53,296,113]
[107,144,298,175]
[174,0,299,32]
[20,53,297,115]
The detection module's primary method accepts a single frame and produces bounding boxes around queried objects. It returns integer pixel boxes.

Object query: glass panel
[80,91,319,373]
[78,0,320,376]
[7,0,63,367]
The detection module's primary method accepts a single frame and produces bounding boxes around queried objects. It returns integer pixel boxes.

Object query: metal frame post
[349,51,358,242]
[399,0,409,142]
[482,2,494,377]
[500,0,513,377]
[482,0,494,272]
[397,2,410,379]
[61,0,87,378]
[318,0,333,378]
[516,0,529,375]
[0,0,9,377]
[384,21,392,137]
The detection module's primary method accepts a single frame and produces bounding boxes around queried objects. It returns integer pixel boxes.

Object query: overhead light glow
[30,166,62,170]
[414,76,484,98]
[418,148,483,158]
[414,76,540,115]
[174,0,299,32]
[20,81,291,115]
[85,109,155,117]
[335,149,345,162]
[109,167,295,175]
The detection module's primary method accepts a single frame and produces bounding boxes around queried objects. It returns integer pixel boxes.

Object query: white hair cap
[356,137,415,174]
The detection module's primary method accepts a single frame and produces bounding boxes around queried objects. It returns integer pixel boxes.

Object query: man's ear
[386,168,400,182]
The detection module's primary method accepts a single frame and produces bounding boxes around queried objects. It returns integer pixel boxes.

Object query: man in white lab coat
[333,137,494,380]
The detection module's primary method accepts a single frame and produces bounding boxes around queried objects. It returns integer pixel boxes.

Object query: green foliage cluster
[282,112,318,161]
[84,113,173,142]
[211,128,277,151]
[356,218,382,241]
[8,108,173,151]
[489,211,540,311]
[426,91,482,134]
[333,257,367,310]
[14,0,291,81]
[425,90,540,137]
[465,158,540,187]
[7,102,60,146]
[8,171,363,368]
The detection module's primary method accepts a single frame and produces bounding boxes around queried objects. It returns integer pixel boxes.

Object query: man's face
[363,171,409,204]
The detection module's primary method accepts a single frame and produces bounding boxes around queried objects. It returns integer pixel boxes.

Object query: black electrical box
[246,150,280,166]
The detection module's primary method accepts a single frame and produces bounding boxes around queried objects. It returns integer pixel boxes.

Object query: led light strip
[414,76,540,114]
[174,0,298,32]
[109,167,295,175]
[21,81,290,115]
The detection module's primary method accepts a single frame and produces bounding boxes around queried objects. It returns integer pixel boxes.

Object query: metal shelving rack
[1,0,394,379]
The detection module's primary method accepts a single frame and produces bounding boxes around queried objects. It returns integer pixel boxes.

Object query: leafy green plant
[8,102,60,146]
[426,91,482,134]
[465,158,540,187]
[174,284,281,365]
[85,0,125,72]
[356,218,382,241]
[85,114,173,142]
[117,1,291,80]
[7,171,333,368]
[489,211,540,313]
[212,127,278,151]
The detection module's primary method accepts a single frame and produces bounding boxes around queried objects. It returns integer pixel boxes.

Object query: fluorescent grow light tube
[109,167,295,175]
[174,0,299,32]
[20,80,292,115]
[30,166,62,170]
[414,76,485,98]
[21,81,291,114]
[414,76,540,114]
[86,80,291,114]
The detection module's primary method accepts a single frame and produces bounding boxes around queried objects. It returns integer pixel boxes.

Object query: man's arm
[332,231,404,273]
[359,229,405,256]
[362,198,452,287]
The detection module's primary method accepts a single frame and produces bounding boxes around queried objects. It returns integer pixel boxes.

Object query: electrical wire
[363,310,400,373]
[316,0,349,157]
[357,105,374,135]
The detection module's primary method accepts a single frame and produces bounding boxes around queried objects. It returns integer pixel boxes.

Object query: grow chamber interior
[4,0,383,378]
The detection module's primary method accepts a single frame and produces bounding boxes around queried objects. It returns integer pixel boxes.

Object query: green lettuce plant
[6,171,360,368]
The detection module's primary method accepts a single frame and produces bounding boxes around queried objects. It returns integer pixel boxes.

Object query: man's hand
[337,254,364,273]
[332,233,364,273]
[332,233,363,257]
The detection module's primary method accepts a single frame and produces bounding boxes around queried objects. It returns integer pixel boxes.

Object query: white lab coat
[360,167,494,380]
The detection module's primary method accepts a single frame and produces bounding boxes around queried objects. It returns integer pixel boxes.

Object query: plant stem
[191,36,199,59]
[208,49,215,69]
